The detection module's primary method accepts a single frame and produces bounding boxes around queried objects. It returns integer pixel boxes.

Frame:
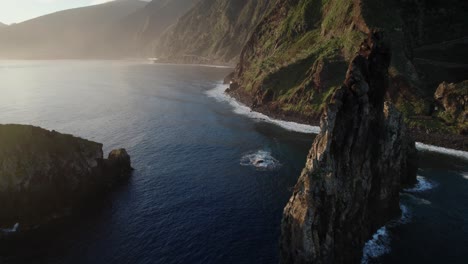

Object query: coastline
[212,83,468,158]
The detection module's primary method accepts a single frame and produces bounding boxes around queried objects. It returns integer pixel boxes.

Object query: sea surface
[0,61,467,264]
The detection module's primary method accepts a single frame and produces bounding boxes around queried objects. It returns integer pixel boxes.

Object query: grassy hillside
[155,0,275,64]
[228,0,468,140]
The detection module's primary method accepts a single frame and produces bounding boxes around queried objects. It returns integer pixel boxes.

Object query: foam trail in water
[404,175,438,193]
[240,150,282,171]
[463,173,468,180]
[361,204,411,264]
[416,142,468,161]
[206,83,320,134]
[1,223,19,234]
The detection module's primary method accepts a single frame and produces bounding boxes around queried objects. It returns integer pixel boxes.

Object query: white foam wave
[361,204,411,264]
[463,173,468,180]
[205,84,320,134]
[1,222,19,234]
[416,142,468,161]
[240,150,282,171]
[207,83,468,158]
[361,226,391,263]
[404,175,438,193]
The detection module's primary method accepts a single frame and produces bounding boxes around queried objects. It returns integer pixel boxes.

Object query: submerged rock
[280,32,417,264]
[0,124,132,231]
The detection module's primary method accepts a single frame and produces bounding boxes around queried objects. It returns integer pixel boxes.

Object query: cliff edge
[280,32,417,264]
[0,124,132,232]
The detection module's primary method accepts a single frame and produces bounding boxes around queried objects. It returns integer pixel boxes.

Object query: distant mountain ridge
[155,0,275,65]
[0,0,198,59]
[0,0,146,59]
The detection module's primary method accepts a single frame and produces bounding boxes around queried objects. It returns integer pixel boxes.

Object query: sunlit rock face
[0,124,132,230]
[280,32,417,264]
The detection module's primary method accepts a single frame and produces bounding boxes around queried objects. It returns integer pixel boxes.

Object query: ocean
[0,61,467,264]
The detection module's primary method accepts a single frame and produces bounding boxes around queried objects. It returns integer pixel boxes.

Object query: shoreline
[214,83,468,158]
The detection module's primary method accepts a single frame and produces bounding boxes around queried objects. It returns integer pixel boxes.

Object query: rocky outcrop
[0,125,132,231]
[280,32,417,264]
[434,81,468,135]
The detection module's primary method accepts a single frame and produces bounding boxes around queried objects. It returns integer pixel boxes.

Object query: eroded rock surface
[280,32,417,264]
[0,124,132,230]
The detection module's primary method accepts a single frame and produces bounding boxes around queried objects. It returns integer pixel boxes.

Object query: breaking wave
[416,142,468,161]
[1,223,19,234]
[206,83,468,160]
[404,176,438,193]
[361,204,411,264]
[240,150,282,171]
[205,83,320,134]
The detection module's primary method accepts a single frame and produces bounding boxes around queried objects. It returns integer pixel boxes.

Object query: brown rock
[280,32,417,264]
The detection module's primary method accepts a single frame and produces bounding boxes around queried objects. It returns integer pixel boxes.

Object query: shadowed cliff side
[280,32,417,264]
[0,125,132,232]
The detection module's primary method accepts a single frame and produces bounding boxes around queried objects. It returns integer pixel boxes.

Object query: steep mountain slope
[226,0,468,149]
[155,0,275,64]
[111,0,199,57]
[0,0,146,59]
[0,22,7,28]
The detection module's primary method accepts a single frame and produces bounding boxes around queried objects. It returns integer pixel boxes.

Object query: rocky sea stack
[0,124,132,232]
[280,32,417,264]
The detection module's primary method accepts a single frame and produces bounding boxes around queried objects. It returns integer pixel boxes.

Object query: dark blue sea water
[0,61,467,264]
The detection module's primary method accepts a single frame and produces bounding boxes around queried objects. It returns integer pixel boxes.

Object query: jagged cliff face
[155,0,274,64]
[227,0,467,144]
[114,0,199,57]
[280,32,417,264]
[0,125,132,228]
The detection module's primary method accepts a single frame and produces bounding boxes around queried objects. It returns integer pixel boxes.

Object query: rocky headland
[0,124,132,235]
[279,32,417,263]
[224,0,467,152]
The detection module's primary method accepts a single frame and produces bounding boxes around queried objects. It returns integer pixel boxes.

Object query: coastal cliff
[155,0,274,65]
[0,124,132,231]
[280,32,417,263]
[225,0,467,150]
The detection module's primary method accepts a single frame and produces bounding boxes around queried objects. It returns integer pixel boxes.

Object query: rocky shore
[0,124,132,235]
[226,80,467,152]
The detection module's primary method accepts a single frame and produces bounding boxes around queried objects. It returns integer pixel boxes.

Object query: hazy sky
[0,0,119,25]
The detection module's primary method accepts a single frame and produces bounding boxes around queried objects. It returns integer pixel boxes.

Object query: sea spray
[205,83,320,134]
[240,150,282,171]
[361,205,411,264]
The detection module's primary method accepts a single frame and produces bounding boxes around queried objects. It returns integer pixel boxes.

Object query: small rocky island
[0,124,132,233]
[280,32,418,263]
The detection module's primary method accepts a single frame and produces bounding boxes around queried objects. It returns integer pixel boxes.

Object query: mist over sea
[0,61,467,264]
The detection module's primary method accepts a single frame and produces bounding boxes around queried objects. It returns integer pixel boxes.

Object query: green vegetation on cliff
[227,0,467,144]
